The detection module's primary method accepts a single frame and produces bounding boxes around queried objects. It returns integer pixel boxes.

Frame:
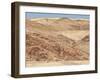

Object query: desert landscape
[25,17,89,67]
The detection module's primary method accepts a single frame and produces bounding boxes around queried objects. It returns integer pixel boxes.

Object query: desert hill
[26,31,88,62]
[26,18,89,31]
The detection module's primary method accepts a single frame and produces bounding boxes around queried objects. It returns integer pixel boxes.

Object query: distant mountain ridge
[26,17,89,31]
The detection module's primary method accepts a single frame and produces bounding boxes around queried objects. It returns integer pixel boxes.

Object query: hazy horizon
[26,12,90,20]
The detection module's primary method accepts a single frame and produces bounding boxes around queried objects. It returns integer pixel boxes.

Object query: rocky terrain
[25,18,89,67]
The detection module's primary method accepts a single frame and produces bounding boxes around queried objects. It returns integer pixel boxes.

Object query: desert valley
[25,18,89,67]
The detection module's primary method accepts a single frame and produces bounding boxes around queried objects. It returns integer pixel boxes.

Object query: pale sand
[26,60,89,67]
[59,30,89,41]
